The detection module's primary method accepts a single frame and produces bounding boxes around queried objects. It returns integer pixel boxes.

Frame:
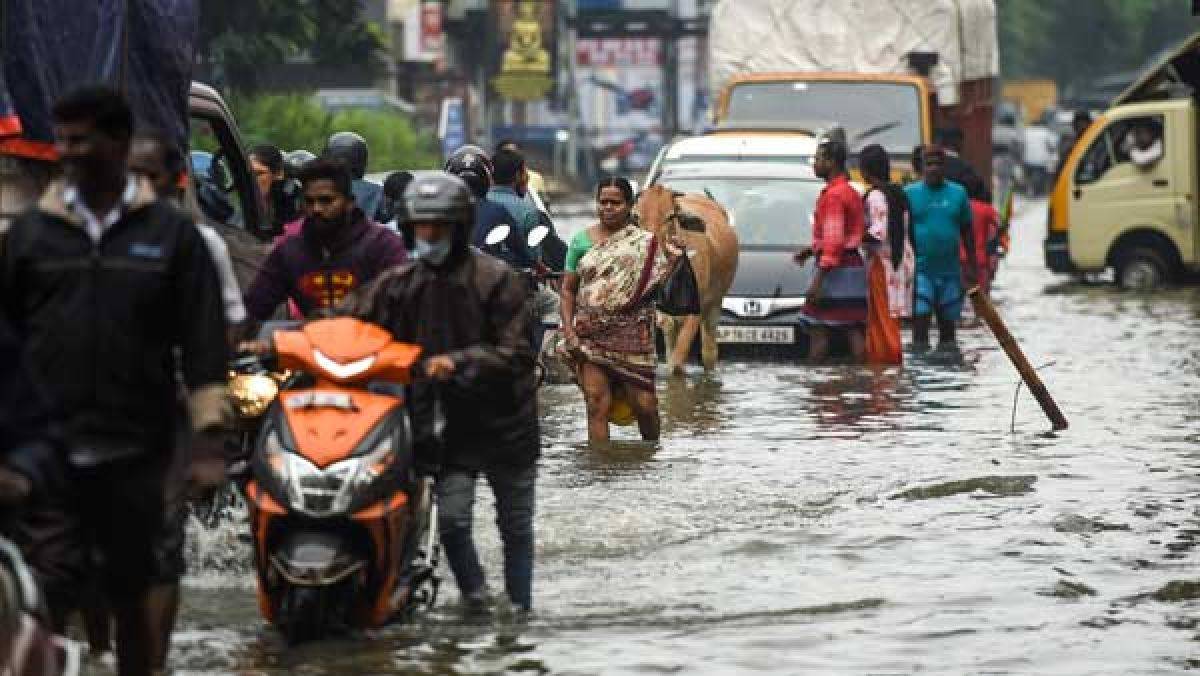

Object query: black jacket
[0,315,60,492]
[347,248,538,470]
[0,178,228,463]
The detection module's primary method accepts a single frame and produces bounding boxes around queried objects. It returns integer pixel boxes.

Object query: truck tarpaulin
[1,0,199,159]
[709,0,998,105]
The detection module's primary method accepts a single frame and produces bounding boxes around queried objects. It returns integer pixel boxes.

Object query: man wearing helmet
[347,172,539,616]
[324,131,386,222]
[444,145,535,267]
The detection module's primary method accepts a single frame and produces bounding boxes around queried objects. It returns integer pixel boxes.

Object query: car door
[1067,109,1183,269]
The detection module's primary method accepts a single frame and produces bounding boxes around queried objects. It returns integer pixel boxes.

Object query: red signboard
[576,38,662,68]
[420,1,443,56]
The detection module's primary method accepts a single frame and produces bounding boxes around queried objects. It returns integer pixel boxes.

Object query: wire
[1008,360,1056,434]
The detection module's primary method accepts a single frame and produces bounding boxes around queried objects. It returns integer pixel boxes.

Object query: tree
[997,0,1200,88]
[311,0,386,71]
[198,0,314,92]
[198,0,384,93]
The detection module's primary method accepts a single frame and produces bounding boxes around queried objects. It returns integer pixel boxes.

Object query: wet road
[151,198,1200,674]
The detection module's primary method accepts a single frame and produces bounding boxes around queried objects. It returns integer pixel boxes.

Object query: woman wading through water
[560,177,679,442]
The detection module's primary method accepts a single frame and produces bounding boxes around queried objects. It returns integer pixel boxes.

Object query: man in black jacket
[347,172,539,614]
[0,86,228,675]
[0,315,61,510]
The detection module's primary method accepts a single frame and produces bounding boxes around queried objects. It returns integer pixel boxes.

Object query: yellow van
[1046,34,1200,289]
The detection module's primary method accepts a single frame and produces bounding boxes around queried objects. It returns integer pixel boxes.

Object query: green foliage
[327,108,442,172]
[998,0,1200,87]
[199,1,314,92]
[311,1,385,70]
[227,95,441,172]
[199,0,384,92]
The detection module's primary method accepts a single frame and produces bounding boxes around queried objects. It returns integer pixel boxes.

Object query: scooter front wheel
[278,585,340,644]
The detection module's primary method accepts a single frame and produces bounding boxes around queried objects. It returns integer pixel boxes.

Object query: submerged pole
[968,286,1068,431]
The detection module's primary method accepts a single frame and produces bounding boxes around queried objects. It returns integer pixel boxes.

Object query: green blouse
[564,229,594,273]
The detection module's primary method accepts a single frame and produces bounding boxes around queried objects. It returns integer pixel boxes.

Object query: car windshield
[726,81,922,153]
[660,177,819,248]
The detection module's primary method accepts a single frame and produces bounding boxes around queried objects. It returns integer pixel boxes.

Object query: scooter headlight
[263,430,397,517]
[324,440,396,515]
[261,429,318,510]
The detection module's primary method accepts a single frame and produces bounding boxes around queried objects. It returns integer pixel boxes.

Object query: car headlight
[261,429,396,517]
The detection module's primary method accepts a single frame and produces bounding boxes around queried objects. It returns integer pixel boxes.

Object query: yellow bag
[608,395,636,426]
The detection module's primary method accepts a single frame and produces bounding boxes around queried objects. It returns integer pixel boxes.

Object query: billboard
[576,37,664,171]
[491,0,557,102]
[401,0,443,62]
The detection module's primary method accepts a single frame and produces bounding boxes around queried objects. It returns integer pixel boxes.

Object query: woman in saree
[560,177,677,443]
[860,144,913,364]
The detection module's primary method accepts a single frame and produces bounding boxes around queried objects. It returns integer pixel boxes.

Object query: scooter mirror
[485,224,511,246]
[527,224,550,248]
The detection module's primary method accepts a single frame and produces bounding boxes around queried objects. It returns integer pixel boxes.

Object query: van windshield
[725,81,923,154]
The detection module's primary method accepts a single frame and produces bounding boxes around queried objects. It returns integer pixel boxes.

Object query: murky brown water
[104,198,1200,674]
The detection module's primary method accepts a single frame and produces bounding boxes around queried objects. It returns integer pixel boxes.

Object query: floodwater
[123,199,1200,673]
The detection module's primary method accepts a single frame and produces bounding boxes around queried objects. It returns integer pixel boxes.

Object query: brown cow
[635,185,739,373]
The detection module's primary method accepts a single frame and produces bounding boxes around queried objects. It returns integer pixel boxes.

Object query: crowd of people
[0,82,1017,674]
[794,134,1004,363]
[0,85,574,675]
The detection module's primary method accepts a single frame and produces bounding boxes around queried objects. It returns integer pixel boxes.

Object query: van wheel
[1115,246,1171,291]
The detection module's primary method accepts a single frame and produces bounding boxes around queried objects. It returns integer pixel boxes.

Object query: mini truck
[1046,32,1200,290]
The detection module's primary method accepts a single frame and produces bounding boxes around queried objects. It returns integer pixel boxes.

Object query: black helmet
[445,144,494,178]
[325,131,369,179]
[444,160,489,201]
[283,149,317,180]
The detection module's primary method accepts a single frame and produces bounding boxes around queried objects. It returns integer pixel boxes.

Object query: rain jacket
[346,247,538,470]
[0,178,228,462]
[244,209,407,320]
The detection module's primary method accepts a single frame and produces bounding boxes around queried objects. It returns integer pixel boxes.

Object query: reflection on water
[155,199,1200,675]
[661,372,726,434]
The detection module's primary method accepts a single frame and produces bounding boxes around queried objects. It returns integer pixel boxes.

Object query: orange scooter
[231,317,440,643]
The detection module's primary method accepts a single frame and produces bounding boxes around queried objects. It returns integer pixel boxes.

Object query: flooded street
[163,198,1200,675]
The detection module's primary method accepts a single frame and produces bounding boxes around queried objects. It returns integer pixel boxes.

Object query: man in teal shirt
[904,146,978,350]
[487,148,540,266]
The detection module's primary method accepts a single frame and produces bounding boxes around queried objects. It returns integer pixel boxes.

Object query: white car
[654,161,822,353]
[644,133,817,187]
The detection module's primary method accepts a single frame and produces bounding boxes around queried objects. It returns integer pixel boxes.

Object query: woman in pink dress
[860,144,915,320]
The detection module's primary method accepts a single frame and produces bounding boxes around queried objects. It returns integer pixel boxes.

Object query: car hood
[728,248,813,297]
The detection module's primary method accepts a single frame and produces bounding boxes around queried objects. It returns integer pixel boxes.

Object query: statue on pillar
[502,1,551,74]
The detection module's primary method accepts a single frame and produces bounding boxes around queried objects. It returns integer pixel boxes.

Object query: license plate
[717,325,795,344]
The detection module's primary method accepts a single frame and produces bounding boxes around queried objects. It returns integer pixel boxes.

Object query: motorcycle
[228,317,440,643]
